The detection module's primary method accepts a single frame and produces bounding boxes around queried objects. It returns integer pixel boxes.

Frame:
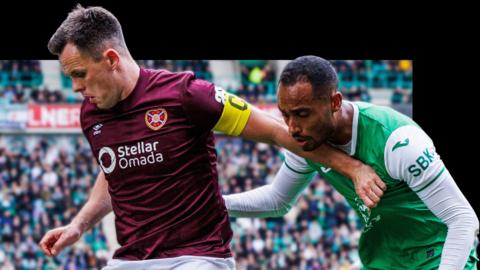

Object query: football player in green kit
[224,56,479,269]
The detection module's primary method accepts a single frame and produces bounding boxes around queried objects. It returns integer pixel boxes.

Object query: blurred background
[0,59,412,270]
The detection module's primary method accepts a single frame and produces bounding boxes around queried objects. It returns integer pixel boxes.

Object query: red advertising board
[27,104,81,129]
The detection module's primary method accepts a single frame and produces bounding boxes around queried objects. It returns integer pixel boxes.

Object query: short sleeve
[384,125,446,193]
[181,78,225,132]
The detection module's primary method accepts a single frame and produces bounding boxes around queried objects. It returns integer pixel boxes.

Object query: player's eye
[71,70,86,78]
[296,110,309,118]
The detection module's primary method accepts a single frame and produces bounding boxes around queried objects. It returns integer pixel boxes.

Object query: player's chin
[301,141,317,152]
[96,101,113,110]
[302,139,324,151]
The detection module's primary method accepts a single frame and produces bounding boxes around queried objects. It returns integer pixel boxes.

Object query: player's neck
[330,102,354,145]
[119,59,140,101]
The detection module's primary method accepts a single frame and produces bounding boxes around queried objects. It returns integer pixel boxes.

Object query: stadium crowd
[0,136,109,269]
[1,60,412,106]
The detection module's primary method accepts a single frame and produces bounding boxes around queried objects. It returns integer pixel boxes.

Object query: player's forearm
[71,171,112,233]
[440,216,478,270]
[224,184,290,218]
[264,111,364,180]
[416,169,479,269]
[274,127,364,180]
[241,107,364,180]
[224,164,314,217]
[238,106,278,145]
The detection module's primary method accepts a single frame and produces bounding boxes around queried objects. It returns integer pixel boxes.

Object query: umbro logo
[93,123,103,136]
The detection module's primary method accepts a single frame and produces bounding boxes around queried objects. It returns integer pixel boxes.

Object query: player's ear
[331,91,342,112]
[104,49,120,70]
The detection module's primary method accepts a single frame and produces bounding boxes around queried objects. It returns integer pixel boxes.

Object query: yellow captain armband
[213,88,252,136]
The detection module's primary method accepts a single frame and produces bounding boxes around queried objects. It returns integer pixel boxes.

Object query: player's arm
[224,151,315,217]
[70,170,112,232]
[39,171,112,256]
[182,81,384,207]
[385,125,479,269]
[213,91,385,207]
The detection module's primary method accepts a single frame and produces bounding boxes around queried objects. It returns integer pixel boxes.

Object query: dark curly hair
[279,55,338,99]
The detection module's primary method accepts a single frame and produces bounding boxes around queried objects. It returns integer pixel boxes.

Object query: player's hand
[351,164,386,208]
[39,224,83,257]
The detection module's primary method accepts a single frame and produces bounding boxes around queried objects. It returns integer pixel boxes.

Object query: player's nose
[72,79,86,94]
[287,119,302,137]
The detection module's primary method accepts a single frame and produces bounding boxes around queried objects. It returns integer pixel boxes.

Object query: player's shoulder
[354,101,405,120]
[385,125,434,157]
[384,124,438,181]
[146,68,216,102]
[354,101,416,134]
[146,68,198,90]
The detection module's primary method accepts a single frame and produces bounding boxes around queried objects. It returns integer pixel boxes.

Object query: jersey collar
[330,100,359,156]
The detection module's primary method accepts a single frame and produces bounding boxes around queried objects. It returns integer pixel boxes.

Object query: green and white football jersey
[284,101,478,269]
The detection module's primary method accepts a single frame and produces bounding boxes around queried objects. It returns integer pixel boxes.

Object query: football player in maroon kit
[39,5,386,270]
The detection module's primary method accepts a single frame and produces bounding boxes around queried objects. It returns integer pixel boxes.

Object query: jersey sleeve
[384,125,445,192]
[224,161,316,218]
[384,125,479,269]
[284,150,316,175]
[182,78,251,135]
[223,150,316,218]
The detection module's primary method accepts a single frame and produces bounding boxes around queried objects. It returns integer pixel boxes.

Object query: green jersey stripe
[414,166,446,193]
[284,161,315,175]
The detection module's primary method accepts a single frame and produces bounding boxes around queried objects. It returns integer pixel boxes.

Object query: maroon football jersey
[81,68,232,260]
